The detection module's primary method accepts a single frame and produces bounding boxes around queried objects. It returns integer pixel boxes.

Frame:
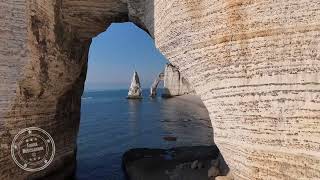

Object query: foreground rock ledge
[122,146,229,180]
[0,0,319,179]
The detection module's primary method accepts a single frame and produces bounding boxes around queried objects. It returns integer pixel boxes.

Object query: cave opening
[1,1,317,179]
[76,22,216,179]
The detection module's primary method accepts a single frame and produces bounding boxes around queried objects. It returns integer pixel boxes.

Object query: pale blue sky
[85,22,168,91]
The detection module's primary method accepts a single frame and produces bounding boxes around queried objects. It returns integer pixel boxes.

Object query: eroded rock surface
[163,63,195,97]
[150,72,164,97]
[0,0,319,179]
[128,71,142,99]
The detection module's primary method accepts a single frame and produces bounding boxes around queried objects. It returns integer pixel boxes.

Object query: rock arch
[150,72,164,97]
[162,63,194,97]
[0,0,319,179]
[150,63,195,98]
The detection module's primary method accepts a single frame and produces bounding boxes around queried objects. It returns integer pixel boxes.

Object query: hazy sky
[85,22,168,91]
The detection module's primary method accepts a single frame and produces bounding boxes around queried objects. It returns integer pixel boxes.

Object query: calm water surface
[76,89,213,180]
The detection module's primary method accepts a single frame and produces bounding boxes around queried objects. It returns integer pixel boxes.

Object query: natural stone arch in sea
[0,0,319,179]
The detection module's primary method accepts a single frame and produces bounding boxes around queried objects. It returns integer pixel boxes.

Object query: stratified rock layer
[0,0,319,179]
[154,1,320,179]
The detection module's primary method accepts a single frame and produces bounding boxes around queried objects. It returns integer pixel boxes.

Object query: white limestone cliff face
[154,1,320,179]
[163,63,194,97]
[0,0,319,179]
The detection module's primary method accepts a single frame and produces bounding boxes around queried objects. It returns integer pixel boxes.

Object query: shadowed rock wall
[0,0,92,179]
[0,0,319,179]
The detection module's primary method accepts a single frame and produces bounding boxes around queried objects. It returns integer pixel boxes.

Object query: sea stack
[127,71,142,99]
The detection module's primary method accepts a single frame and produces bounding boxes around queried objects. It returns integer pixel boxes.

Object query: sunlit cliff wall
[163,63,194,97]
[0,0,319,179]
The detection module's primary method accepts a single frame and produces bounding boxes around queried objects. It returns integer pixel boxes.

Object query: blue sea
[76,89,213,180]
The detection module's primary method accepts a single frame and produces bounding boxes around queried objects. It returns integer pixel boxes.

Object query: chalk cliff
[149,64,193,98]
[163,63,194,97]
[0,0,319,179]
